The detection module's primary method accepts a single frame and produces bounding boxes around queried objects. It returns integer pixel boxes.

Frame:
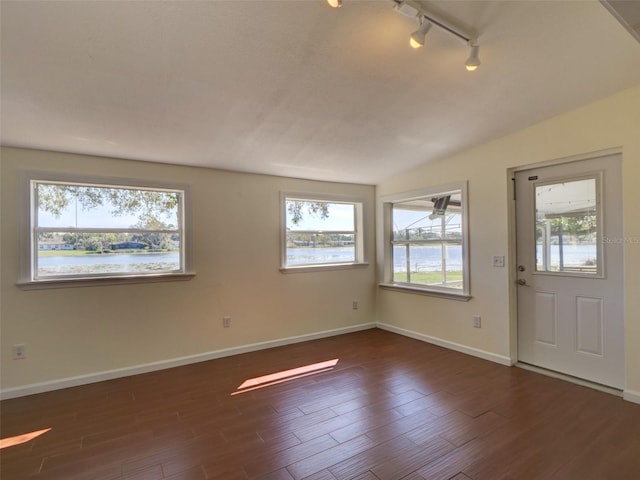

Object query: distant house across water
[38,242,74,251]
[110,242,148,250]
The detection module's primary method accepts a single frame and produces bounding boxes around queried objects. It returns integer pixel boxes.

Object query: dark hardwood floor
[2,328,639,479]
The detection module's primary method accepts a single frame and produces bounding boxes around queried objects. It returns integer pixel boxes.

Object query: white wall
[0,148,376,396]
[3,86,639,401]
[375,84,640,398]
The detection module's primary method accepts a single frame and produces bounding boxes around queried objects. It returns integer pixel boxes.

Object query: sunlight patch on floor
[0,428,52,449]
[232,359,339,395]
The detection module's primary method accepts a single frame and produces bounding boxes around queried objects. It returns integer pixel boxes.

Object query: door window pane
[535,177,599,274]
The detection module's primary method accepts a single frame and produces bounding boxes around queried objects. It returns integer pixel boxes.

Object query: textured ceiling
[2,0,640,184]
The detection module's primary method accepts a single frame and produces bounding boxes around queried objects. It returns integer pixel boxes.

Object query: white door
[515,154,624,389]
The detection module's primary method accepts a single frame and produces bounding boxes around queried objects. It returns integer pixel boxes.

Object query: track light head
[410,18,432,49]
[326,0,342,8]
[465,44,481,71]
[395,2,483,71]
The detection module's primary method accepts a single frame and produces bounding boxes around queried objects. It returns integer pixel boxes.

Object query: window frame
[532,172,603,278]
[18,171,194,289]
[280,192,367,272]
[378,182,470,300]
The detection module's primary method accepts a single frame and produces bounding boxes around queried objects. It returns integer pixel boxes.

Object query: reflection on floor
[1,328,639,479]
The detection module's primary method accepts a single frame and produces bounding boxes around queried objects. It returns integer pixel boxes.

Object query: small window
[282,194,364,270]
[535,175,601,275]
[380,183,469,298]
[26,177,189,283]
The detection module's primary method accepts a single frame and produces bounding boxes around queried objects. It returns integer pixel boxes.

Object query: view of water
[393,245,463,272]
[38,252,180,276]
[287,247,355,266]
[285,245,462,270]
[536,244,597,269]
[39,244,597,275]
[394,245,596,273]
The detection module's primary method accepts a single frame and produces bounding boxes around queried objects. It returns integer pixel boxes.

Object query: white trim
[280,191,367,269]
[16,272,196,290]
[623,389,640,404]
[509,147,623,173]
[376,322,514,366]
[379,283,471,301]
[281,262,369,274]
[516,362,623,397]
[510,151,626,395]
[0,323,376,400]
[377,181,470,297]
[529,171,604,278]
[19,170,193,284]
[10,321,639,403]
[600,1,640,43]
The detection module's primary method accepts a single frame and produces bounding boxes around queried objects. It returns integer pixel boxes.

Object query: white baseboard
[13,321,637,403]
[376,322,513,366]
[516,362,623,398]
[623,389,640,404]
[0,322,376,400]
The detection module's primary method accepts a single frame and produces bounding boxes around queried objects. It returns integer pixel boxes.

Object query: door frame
[507,147,624,394]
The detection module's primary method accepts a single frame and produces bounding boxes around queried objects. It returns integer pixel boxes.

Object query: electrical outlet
[13,344,27,359]
[473,315,481,328]
[223,316,231,328]
[352,300,359,310]
[492,255,505,267]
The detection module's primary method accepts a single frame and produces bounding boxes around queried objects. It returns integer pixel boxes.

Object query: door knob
[517,278,527,286]
[518,265,526,272]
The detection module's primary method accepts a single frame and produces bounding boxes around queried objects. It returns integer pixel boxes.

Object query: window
[281,193,365,270]
[22,174,191,285]
[380,183,469,298]
[535,175,601,275]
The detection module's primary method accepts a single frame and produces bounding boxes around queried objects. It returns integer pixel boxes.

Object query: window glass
[283,197,363,268]
[37,184,179,229]
[381,183,469,297]
[32,181,184,280]
[391,193,464,289]
[535,177,599,275]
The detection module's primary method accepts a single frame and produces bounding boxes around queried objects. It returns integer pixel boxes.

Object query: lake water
[536,244,597,269]
[286,246,463,270]
[394,245,596,272]
[39,244,597,275]
[38,252,180,276]
[287,247,356,266]
[393,245,463,272]
[288,244,597,272]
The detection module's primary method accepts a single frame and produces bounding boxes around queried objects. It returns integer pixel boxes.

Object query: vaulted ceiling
[2,1,640,184]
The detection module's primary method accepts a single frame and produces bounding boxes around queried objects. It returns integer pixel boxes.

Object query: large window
[380,183,469,298]
[24,176,189,284]
[282,194,364,270]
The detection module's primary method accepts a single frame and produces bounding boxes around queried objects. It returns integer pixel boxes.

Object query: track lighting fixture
[326,0,481,71]
[465,44,481,71]
[395,1,482,71]
[409,18,432,49]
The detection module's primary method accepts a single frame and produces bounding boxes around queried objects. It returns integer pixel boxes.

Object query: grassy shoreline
[395,271,463,284]
[38,249,178,257]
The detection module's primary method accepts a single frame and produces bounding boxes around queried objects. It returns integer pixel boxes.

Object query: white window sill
[16,272,196,290]
[281,262,369,274]
[379,283,471,301]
